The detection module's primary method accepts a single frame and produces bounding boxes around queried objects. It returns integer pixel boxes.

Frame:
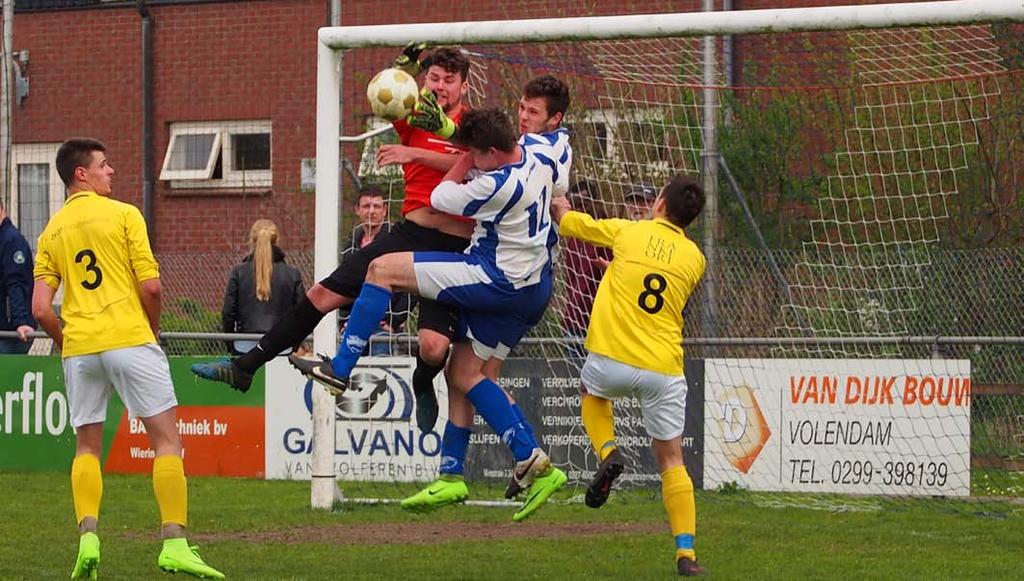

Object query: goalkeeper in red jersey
[550,175,708,576]
[192,45,473,431]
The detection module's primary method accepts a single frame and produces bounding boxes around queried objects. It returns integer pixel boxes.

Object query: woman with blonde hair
[222,219,305,355]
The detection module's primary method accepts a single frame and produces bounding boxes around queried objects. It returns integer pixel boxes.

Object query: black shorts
[321,220,469,337]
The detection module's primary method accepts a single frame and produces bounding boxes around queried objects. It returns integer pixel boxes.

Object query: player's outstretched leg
[586,447,625,509]
[287,353,350,396]
[511,449,568,522]
[191,358,254,393]
[70,532,100,580]
[157,538,224,579]
[301,282,393,393]
[192,295,330,393]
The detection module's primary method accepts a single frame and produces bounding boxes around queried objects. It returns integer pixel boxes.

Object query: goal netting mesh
[330,19,1024,511]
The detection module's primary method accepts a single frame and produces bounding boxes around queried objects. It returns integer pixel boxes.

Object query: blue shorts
[413,251,552,360]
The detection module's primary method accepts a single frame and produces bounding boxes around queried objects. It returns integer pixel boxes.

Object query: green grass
[1,472,1022,580]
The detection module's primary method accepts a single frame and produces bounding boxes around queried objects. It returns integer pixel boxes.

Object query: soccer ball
[366,68,419,122]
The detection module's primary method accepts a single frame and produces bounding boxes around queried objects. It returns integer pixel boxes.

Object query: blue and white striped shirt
[431,128,572,289]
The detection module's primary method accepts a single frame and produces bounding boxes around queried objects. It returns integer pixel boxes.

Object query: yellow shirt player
[31,138,223,580]
[551,175,707,577]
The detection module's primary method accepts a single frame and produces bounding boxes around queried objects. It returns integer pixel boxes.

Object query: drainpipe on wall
[138,1,155,235]
[1,0,13,209]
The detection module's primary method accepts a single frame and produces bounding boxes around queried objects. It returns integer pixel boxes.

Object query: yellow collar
[66,190,100,203]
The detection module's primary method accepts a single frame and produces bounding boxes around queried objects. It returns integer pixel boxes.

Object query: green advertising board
[0,355,264,473]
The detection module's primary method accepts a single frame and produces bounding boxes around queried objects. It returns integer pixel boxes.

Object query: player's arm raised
[393,41,429,76]
[557,204,631,249]
[376,143,460,172]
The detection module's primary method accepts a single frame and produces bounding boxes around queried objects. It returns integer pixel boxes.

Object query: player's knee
[651,436,685,472]
[443,362,475,394]
[365,256,393,285]
[418,335,450,367]
[307,284,346,312]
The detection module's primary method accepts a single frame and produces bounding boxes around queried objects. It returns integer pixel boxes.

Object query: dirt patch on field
[188,521,664,546]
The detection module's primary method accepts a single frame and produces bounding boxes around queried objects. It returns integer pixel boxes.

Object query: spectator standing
[624,183,658,221]
[222,219,305,355]
[0,201,36,354]
[341,187,415,355]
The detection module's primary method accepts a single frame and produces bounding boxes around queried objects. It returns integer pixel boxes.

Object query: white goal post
[311,0,1024,509]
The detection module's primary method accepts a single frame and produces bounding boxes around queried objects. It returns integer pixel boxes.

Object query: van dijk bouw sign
[703,359,971,496]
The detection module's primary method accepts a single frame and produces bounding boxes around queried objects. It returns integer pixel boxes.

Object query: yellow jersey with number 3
[559,211,705,376]
[34,191,160,357]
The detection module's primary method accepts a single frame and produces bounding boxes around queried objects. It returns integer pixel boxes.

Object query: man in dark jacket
[221,245,306,355]
[0,202,36,354]
[339,187,415,355]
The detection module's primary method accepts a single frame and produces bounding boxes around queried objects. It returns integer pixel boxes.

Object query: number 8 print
[637,273,667,314]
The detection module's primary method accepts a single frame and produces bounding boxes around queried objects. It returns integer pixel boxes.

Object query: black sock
[412,349,447,395]
[235,297,325,374]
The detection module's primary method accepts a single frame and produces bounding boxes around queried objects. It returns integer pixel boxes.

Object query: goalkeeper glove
[393,41,429,77]
[408,89,457,139]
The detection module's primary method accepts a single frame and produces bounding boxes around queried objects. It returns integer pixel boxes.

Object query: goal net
[308,2,1024,511]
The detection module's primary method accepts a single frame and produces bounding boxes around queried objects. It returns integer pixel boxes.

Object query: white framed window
[161,120,271,189]
[566,108,676,179]
[10,143,64,254]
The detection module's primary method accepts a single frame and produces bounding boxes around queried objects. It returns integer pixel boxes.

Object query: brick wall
[13,0,323,255]
[10,0,951,257]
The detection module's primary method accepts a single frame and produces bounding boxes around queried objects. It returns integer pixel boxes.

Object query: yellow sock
[581,395,616,461]
[71,453,103,526]
[662,465,697,561]
[153,455,188,527]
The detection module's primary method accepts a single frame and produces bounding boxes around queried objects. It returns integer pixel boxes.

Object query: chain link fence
[157,246,1024,382]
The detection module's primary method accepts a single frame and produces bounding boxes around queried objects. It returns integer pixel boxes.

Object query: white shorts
[580,352,688,441]
[63,343,177,428]
[413,251,552,361]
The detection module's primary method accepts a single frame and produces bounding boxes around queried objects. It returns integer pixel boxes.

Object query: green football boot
[400,475,469,513]
[157,538,224,579]
[512,465,568,522]
[70,532,100,580]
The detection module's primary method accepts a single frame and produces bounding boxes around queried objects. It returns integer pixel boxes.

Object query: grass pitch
[1,472,1022,580]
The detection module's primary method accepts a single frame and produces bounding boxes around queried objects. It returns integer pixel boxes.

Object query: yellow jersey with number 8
[558,212,705,376]
[34,191,160,357]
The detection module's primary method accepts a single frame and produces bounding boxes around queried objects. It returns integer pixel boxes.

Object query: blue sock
[439,422,471,476]
[512,402,536,440]
[466,378,538,462]
[330,283,391,377]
